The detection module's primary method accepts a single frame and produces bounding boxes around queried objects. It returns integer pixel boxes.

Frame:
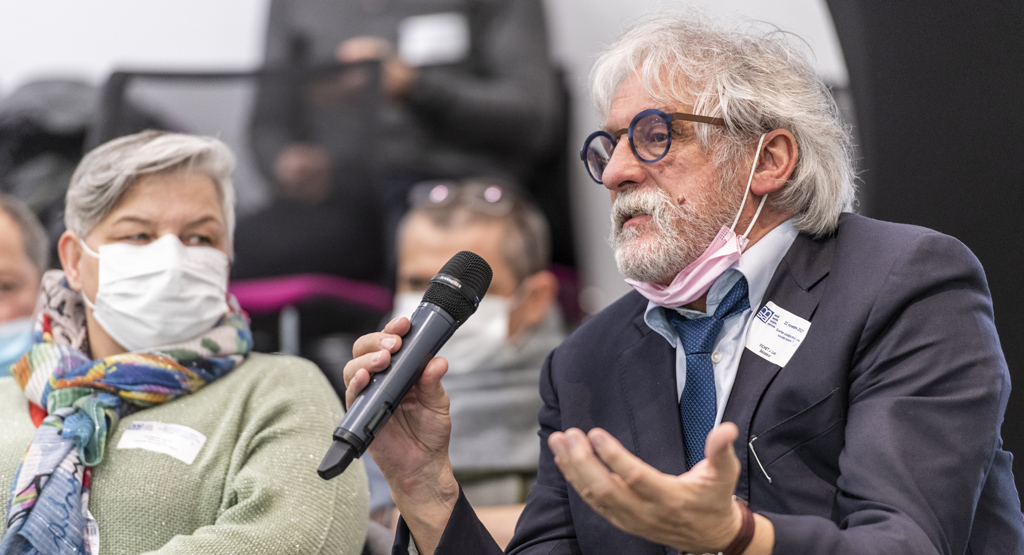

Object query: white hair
[65,130,237,250]
[591,11,856,237]
[608,183,739,283]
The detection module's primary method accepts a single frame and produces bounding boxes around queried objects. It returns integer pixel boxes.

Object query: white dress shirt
[641,219,799,425]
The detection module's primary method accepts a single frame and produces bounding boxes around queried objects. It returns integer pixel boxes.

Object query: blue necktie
[665,276,750,469]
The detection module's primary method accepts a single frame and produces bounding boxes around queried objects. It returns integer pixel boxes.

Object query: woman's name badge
[745,301,811,367]
[116,421,207,465]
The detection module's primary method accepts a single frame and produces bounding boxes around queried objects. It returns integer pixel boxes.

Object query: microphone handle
[318,303,456,479]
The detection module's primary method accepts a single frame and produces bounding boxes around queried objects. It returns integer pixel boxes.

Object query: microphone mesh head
[423,251,493,324]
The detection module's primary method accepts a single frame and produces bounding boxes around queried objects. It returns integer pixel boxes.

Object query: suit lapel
[617,312,688,479]
[608,309,687,555]
[723,230,836,499]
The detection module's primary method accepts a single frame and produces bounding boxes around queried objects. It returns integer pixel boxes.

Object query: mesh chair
[92,63,394,395]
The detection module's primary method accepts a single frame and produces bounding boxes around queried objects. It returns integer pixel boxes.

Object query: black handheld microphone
[318,251,492,480]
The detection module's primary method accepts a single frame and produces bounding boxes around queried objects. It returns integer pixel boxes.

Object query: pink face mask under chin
[625,133,768,309]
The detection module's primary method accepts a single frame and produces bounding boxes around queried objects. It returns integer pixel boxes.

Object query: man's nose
[601,140,644,193]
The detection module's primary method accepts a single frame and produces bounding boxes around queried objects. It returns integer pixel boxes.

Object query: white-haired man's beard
[608,183,742,284]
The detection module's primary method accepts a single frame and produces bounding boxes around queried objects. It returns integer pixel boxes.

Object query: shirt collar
[643,218,800,346]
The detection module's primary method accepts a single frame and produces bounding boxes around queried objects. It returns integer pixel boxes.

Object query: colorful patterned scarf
[1,270,253,555]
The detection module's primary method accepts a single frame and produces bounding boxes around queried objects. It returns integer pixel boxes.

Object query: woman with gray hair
[0,130,368,554]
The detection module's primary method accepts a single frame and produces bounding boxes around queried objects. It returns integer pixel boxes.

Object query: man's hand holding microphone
[320,251,492,554]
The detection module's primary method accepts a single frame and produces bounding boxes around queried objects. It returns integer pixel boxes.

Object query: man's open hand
[549,423,744,553]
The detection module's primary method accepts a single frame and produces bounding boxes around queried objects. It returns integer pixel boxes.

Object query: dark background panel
[827,0,1024,487]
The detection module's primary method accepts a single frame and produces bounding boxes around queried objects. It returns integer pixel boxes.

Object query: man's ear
[57,231,85,292]
[508,269,558,338]
[750,129,799,197]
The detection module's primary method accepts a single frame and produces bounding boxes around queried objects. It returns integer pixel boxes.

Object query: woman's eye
[120,233,151,243]
[186,235,214,246]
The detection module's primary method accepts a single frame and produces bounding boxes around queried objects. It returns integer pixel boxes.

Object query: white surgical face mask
[391,291,510,374]
[79,234,230,352]
[0,316,34,373]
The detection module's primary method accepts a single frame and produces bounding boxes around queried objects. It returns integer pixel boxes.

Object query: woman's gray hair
[0,193,49,274]
[591,11,856,237]
[64,130,237,249]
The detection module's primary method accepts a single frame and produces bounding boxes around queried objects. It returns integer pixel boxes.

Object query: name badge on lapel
[745,301,811,367]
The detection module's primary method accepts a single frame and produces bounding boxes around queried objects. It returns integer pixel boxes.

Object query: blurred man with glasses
[342,11,1024,555]
[364,179,565,547]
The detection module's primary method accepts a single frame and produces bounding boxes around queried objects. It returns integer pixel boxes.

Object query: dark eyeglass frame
[579,108,726,184]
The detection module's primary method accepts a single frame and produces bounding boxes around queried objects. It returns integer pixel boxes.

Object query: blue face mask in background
[0,317,34,376]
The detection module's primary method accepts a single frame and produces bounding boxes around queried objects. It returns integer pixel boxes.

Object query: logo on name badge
[745,301,811,367]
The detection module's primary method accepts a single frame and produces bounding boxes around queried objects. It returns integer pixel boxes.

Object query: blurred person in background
[0,194,48,376]
[367,179,564,547]
[256,0,565,256]
[237,61,390,287]
[0,131,368,554]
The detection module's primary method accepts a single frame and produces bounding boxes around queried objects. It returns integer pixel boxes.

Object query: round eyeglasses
[579,108,726,184]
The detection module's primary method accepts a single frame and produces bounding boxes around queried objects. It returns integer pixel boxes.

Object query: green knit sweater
[0,353,369,554]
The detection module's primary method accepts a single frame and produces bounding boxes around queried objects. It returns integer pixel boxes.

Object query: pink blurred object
[229,274,393,316]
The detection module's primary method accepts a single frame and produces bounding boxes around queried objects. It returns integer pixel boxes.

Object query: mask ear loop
[730,133,769,240]
[77,237,101,309]
[506,268,546,323]
[79,238,100,259]
[508,277,528,313]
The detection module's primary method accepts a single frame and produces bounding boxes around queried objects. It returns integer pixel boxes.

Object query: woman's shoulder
[240,352,324,379]
[0,377,24,409]
[228,352,344,416]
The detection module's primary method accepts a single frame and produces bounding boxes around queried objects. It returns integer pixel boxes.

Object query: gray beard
[608,184,741,284]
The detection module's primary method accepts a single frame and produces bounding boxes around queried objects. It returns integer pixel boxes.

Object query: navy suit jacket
[397,214,1024,554]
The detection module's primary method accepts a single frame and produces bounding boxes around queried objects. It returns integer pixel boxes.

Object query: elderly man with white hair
[342,11,1024,555]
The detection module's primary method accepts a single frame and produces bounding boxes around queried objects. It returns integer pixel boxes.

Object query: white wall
[0,0,271,94]
[0,0,847,313]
